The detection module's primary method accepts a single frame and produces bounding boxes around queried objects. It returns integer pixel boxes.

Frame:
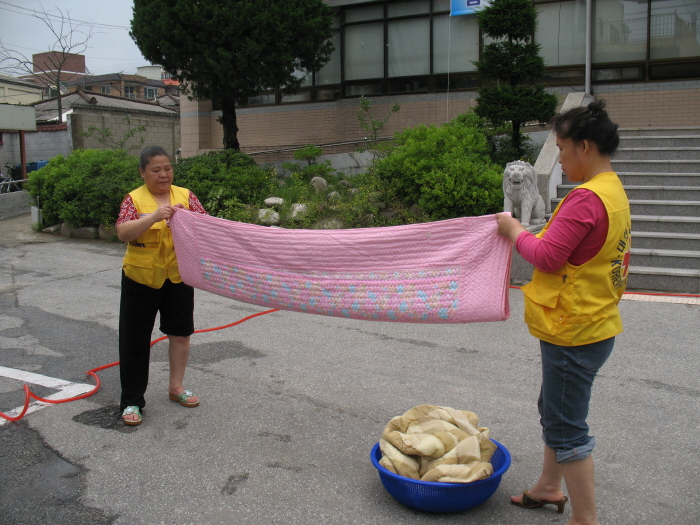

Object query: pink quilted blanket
[170,210,511,323]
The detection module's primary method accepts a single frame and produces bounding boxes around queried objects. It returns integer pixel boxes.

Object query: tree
[131,0,335,151]
[473,0,558,157]
[0,5,95,123]
[356,96,401,159]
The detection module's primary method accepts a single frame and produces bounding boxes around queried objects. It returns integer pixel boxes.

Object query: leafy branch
[356,96,401,158]
[81,115,147,151]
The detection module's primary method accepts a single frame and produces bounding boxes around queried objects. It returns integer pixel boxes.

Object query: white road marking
[0,366,95,425]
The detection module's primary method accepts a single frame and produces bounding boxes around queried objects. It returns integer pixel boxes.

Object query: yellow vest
[122,184,190,288]
[521,172,631,346]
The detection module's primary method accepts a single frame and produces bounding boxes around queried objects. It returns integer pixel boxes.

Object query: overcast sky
[0,0,152,76]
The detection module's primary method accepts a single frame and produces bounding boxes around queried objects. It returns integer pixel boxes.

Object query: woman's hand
[155,204,184,220]
[117,206,178,242]
[496,213,527,244]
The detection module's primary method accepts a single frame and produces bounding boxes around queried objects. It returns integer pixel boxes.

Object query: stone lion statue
[503,160,546,227]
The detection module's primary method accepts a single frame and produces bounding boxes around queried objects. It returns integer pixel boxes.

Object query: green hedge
[25,121,507,231]
[25,149,141,228]
[370,114,504,220]
[173,150,274,221]
[25,149,275,228]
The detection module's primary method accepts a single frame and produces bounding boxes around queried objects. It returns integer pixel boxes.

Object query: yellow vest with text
[521,172,631,346]
[122,184,190,288]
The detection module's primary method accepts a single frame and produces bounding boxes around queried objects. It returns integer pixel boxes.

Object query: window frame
[234,0,700,109]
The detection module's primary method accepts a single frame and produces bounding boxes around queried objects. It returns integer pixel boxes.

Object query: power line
[0,1,132,30]
[2,41,146,62]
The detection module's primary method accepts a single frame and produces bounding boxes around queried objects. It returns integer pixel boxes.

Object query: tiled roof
[63,73,166,88]
[32,89,179,121]
[0,73,43,90]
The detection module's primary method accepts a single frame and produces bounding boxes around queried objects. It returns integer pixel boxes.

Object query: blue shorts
[538,337,615,463]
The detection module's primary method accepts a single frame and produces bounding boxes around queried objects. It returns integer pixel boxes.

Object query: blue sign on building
[451,0,490,16]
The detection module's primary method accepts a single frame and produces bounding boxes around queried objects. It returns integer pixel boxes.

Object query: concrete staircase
[555,127,700,294]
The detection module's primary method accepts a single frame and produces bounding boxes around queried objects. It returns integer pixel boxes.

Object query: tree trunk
[219,97,240,150]
[511,120,521,158]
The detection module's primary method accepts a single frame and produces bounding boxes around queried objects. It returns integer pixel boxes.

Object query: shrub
[369,113,504,220]
[25,148,275,228]
[174,150,275,221]
[292,144,325,165]
[25,149,140,227]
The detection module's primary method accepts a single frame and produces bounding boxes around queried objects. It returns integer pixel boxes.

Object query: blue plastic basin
[370,439,511,513]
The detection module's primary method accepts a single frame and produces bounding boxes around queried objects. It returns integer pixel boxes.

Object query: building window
[101,85,110,94]
[246,93,276,106]
[593,0,648,63]
[124,86,136,99]
[388,18,430,77]
[432,13,479,74]
[345,4,383,23]
[650,0,700,59]
[388,0,430,17]
[345,23,384,80]
[536,0,587,67]
[233,0,700,108]
[316,31,341,85]
[145,87,157,100]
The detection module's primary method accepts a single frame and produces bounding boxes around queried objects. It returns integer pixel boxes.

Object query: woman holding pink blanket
[116,146,208,426]
[496,101,631,525]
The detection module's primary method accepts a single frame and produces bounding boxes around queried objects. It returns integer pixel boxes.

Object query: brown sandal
[511,490,568,514]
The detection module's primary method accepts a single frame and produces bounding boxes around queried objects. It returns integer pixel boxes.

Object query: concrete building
[0,73,42,105]
[180,0,700,161]
[0,88,180,172]
[18,51,88,98]
[63,73,167,102]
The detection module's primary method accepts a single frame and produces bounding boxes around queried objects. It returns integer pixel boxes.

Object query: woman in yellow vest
[497,101,631,525]
[116,146,208,426]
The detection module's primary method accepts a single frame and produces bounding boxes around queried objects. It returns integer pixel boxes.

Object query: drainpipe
[585,0,592,95]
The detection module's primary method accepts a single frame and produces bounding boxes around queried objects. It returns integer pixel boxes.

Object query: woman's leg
[536,338,613,524]
[511,444,566,504]
[119,272,159,417]
[167,335,197,404]
[159,279,197,404]
[562,454,599,525]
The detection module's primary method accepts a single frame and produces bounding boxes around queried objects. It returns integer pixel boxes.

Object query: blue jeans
[538,337,615,463]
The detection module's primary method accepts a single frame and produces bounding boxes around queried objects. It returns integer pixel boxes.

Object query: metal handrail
[247,136,394,156]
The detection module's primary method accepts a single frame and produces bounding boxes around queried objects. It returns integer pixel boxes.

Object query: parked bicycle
[1,163,23,194]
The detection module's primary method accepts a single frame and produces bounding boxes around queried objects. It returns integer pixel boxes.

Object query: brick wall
[0,108,180,170]
[0,125,72,171]
[181,91,481,160]
[70,107,181,157]
[595,83,700,128]
[180,80,700,161]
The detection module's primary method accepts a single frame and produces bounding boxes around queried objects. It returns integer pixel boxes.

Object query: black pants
[119,272,194,411]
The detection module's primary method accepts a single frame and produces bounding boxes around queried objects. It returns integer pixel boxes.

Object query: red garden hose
[3,285,698,423]
[0,308,280,423]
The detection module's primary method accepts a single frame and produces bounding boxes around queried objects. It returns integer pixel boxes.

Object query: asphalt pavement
[0,213,698,525]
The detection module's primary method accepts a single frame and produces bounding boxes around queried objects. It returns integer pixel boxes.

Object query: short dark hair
[139,146,170,170]
[552,100,620,156]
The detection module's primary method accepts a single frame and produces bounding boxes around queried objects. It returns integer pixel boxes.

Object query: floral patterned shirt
[116,191,207,225]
